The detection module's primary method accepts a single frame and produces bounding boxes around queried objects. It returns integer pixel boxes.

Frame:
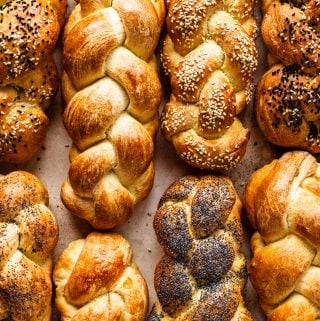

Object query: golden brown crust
[160,0,257,171]
[0,171,59,321]
[61,0,164,229]
[256,66,320,152]
[0,0,66,163]
[148,175,253,321]
[244,151,320,320]
[53,232,149,321]
[255,0,320,152]
[262,1,319,72]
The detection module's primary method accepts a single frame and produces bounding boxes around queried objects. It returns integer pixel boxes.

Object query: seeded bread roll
[255,0,320,152]
[0,0,67,163]
[148,175,253,321]
[0,171,59,321]
[160,0,257,171]
[60,0,165,229]
[54,232,148,321]
[244,151,320,320]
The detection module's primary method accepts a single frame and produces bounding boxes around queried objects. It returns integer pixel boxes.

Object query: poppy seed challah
[148,175,253,321]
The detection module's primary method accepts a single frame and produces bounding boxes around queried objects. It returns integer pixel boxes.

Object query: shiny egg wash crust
[244,151,320,320]
[160,0,258,171]
[53,233,149,321]
[257,65,320,151]
[60,0,165,229]
[255,0,320,152]
[148,175,253,321]
[0,0,66,163]
[0,171,59,321]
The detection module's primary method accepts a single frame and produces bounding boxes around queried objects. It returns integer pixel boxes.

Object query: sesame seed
[0,0,60,161]
[161,1,256,170]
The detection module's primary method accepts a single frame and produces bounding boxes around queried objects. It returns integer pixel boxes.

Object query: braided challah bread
[255,0,320,152]
[0,0,67,163]
[244,151,320,320]
[53,232,148,321]
[160,0,258,171]
[0,171,59,320]
[148,175,252,321]
[60,0,165,229]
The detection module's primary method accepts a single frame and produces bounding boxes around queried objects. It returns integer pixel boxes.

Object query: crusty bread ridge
[0,171,59,320]
[255,0,320,151]
[160,0,258,170]
[61,0,165,229]
[244,151,320,320]
[0,0,67,163]
[53,232,149,321]
[148,175,253,321]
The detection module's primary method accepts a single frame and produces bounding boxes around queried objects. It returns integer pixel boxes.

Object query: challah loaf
[255,0,320,152]
[53,232,148,321]
[61,0,165,229]
[0,0,66,163]
[244,151,320,320]
[148,175,253,321]
[160,0,258,171]
[0,171,59,320]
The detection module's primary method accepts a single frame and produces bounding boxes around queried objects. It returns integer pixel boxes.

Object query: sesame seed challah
[244,151,320,321]
[148,175,253,321]
[0,0,67,163]
[0,171,59,321]
[53,232,149,321]
[160,0,258,171]
[60,0,165,230]
[255,0,320,152]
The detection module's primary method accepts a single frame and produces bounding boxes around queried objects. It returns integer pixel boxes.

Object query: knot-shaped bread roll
[0,0,66,163]
[244,151,320,320]
[148,175,252,321]
[53,232,148,321]
[161,0,258,171]
[61,0,165,229]
[255,0,320,152]
[0,171,59,320]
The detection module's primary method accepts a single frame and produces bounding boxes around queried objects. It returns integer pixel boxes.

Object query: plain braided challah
[0,0,67,163]
[148,175,253,321]
[53,232,149,321]
[255,0,320,152]
[244,151,320,321]
[61,0,165,230]
[160,0,258,171]
[0,171,59,321]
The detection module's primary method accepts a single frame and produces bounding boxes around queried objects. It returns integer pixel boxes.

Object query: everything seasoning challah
[160,0,258,171]
[148,175,253,321]
[0,171,59,320]
[244,151,320,320]
[54,232,148,321]
[60,0,165,229]
[255,0,320,152]
[0,0,66,163]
